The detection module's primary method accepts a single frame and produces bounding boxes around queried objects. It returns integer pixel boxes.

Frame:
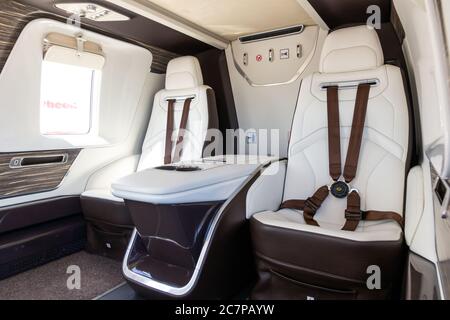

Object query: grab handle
[9,154,68,168]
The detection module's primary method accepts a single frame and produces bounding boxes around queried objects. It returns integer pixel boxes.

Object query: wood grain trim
[0,149,81,199]
[0,0,40,74]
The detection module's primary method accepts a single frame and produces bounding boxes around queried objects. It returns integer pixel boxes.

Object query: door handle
[9,154,68,168]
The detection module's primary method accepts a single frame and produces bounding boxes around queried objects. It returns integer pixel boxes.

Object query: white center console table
[111,155,278,298]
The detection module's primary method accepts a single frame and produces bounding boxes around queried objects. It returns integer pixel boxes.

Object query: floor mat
[95,283,143,300]
[0,251,124,300]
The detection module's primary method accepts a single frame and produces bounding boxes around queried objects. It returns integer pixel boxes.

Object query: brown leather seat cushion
[250,217,405,298]
[81,196,133,227]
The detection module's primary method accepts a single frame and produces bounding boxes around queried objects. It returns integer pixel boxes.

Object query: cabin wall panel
[225,27,327,157]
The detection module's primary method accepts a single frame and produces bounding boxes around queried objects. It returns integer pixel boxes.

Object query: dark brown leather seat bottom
[81,196,133,227]
[81,196,134,260]
[250,218,405,300]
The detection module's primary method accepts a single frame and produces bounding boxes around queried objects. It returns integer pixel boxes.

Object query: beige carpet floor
[0,251,125,300]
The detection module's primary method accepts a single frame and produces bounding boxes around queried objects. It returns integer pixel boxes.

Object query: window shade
[43,33,105,70]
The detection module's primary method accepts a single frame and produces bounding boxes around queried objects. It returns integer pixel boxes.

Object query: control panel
[231,26,319,86]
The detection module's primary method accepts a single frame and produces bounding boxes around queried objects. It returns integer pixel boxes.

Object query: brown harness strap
[281,84,404,231]
[340,84,402,230]
[281,186,329,227]
[164,99,176,164]
[340,83,369,229]
[164,98,193,164]
[173,98,193,163]
[342,191,404,231]
[364,211,404,227]
[343,84,370,182]
[327,86,342,181]
[280,85,340,226]
[342,191,361,231]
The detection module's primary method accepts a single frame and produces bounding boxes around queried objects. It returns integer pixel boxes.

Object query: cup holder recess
[155,165,202,172]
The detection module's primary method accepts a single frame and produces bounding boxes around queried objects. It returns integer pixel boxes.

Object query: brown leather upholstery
[81,196,133,227]
[250,218,404,299]
[81,195,133,260]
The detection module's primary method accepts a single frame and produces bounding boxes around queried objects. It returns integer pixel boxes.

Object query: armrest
[405,166,425,246]
[246,160,287,219]
[85,154,140,191]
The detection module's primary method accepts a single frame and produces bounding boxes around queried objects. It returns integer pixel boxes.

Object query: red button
[256,54,263,62]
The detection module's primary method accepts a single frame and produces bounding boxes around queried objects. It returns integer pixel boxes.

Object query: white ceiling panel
[144,0,316,40]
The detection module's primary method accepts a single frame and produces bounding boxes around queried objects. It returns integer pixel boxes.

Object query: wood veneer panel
[0,149,81,199]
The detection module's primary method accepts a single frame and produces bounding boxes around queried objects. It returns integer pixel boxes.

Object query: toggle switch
[297,44,303,58]
[246,131,257,144]
[243,53,248,66]
[269,48,274,62]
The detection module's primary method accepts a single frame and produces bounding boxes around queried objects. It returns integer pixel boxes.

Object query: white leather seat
[249,26,409,300]
[138,55,218,170]
[82,56,218,204]
[80,56,218,258]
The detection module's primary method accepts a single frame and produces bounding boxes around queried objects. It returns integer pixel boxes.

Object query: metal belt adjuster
[304,197,320,213]
[345,209,363,221]
[345,208,367,221]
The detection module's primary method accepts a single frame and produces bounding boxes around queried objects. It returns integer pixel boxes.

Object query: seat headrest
[165,56,204,90]
[320,25,384,74]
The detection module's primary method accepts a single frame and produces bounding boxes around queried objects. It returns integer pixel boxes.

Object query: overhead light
[55,3,130,22]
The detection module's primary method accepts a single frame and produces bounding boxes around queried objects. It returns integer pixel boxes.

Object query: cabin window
[40,61,100,135]
[40,35,104,136]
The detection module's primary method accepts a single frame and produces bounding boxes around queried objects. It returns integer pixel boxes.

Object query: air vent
[55,3,129,22]
[239,25,305,44]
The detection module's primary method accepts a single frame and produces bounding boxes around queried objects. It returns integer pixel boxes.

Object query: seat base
[85,221,133,261]
[250,217,405,300]
[81,193,134,260]
[81,195,133,227]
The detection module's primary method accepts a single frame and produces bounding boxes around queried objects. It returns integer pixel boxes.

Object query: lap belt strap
[281,84,404,231]
[342,190,404,231]
[164,98,193,164]
[281,186,330,227]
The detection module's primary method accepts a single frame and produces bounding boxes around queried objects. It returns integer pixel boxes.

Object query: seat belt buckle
[345,209,363,221]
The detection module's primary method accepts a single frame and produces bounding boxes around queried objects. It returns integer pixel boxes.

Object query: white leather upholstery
[246,160,287,219]
[320,25,384,74]
[165,56,204,90]
[404,166,424,246]
[112,155,276,204]
[82,188,124,203]
[112,164,256,204]
[82,56,216,206]
[81,155,141,202]
[253,210,402,242]
[138,86,211,171]
[138,56,213,171]
[253,26,409,241]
